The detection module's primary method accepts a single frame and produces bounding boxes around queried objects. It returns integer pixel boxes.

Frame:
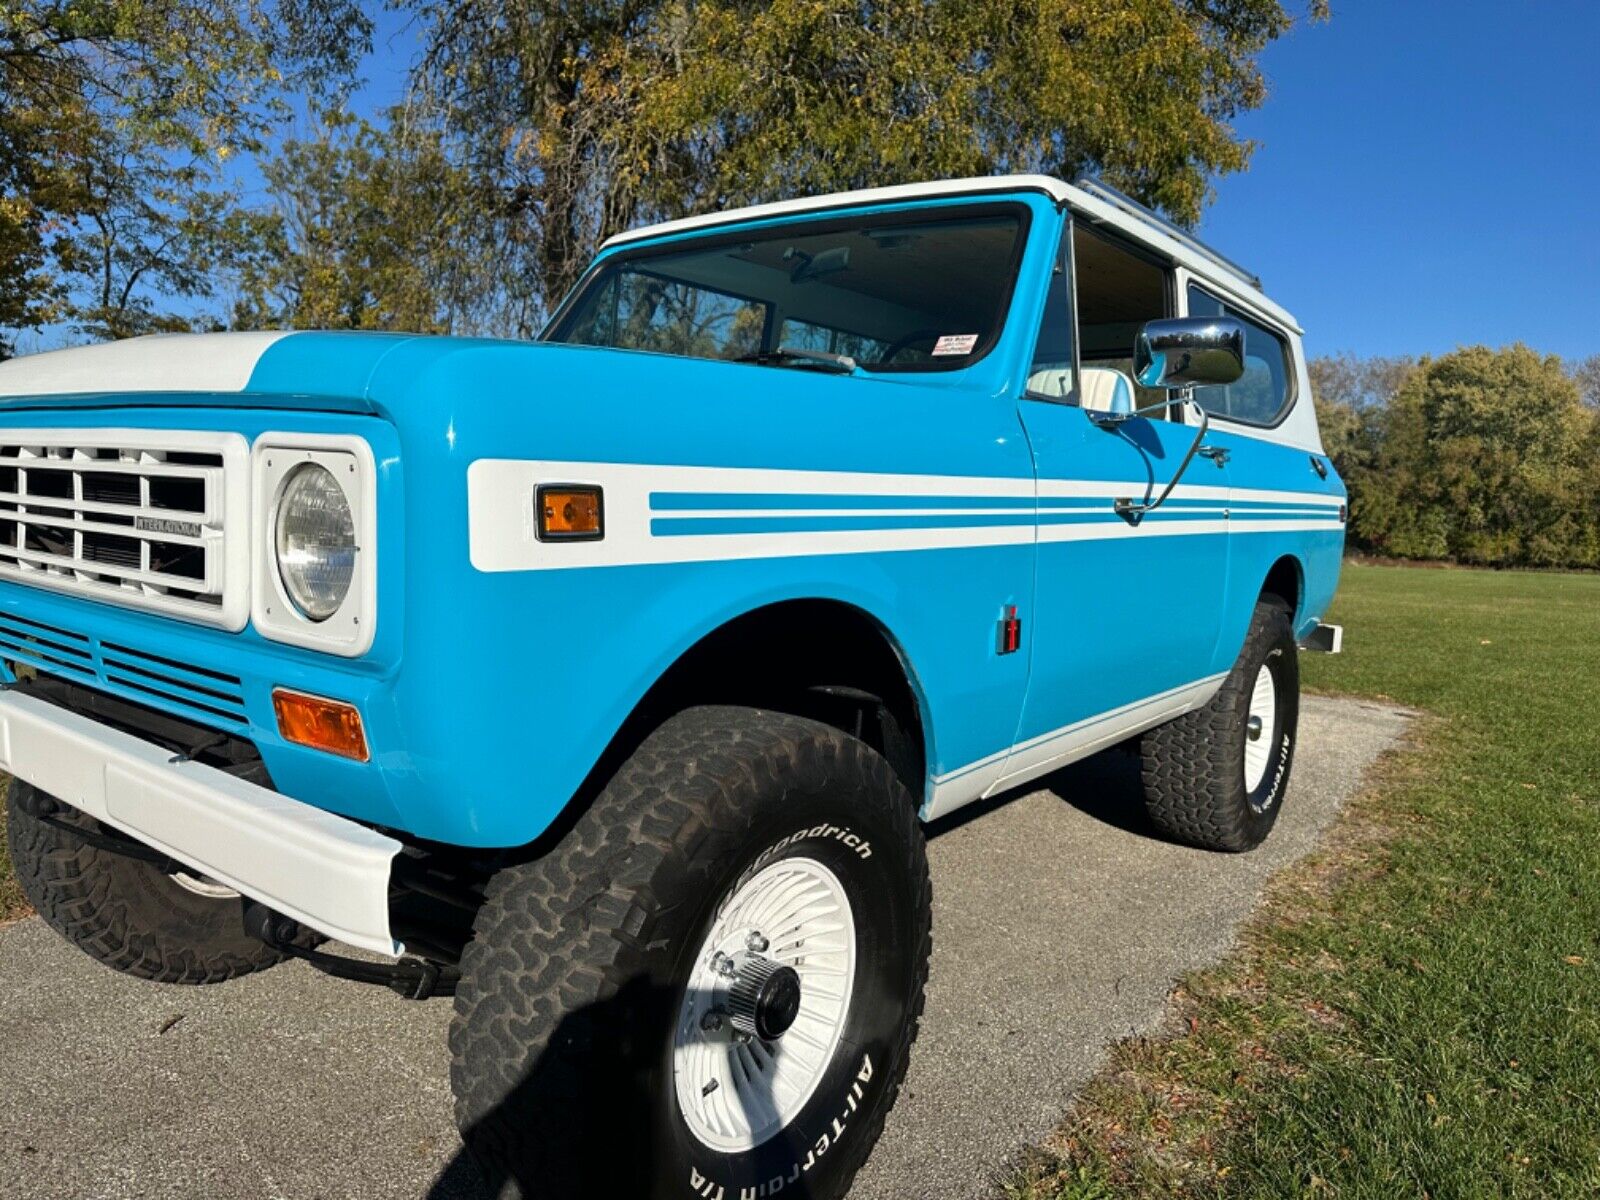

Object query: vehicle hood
[0,331,427,415]
[0,329,974,430]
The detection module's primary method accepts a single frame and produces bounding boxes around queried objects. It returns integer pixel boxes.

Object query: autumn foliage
[1317,348,1600,570]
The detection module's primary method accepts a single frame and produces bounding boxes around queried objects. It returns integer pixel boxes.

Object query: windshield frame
[541,200,1035,375]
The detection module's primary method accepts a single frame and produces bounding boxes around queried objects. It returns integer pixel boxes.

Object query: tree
[235,109,501,334]
[405,0,1327,332]
[1569,353,1600,410]
[1308,352,1416,551]
[1362,345,1596,568]
[0,1,369,356]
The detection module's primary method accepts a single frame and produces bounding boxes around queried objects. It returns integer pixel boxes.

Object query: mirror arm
[1112,396,1210,525]
[1088,397,1178,429]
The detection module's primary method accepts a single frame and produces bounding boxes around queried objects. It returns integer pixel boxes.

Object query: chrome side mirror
[1134,317,1246,390]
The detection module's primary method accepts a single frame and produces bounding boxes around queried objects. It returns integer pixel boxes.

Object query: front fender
[389,544,1024,847]
[366,341,1037,847]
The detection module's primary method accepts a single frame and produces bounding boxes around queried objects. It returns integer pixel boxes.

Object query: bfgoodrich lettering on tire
[448,706,932,1200]
[1138,597,1300,852]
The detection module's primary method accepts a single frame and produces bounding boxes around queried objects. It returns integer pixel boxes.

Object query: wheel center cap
[727,951,803,1041]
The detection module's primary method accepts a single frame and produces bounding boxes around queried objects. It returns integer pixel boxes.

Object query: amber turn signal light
[535,484,604,541]
[273,688,369,762]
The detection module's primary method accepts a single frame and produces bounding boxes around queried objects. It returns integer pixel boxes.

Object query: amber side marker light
[536,484,604,541]
[273,688,370,762]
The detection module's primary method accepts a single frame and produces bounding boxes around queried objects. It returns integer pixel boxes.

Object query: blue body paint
[0,190,1345,848]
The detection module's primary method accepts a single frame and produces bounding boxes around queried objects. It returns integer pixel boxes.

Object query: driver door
[1004,220,1230,791]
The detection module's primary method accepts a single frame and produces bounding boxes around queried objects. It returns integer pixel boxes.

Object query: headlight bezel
[251,434,377,656]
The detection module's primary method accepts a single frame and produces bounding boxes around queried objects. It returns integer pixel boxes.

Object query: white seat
[1026,367,1074,399]
[1078,366,1136,414]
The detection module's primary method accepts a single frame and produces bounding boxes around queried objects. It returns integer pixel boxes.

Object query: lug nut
[711,951,736,977]
[745,931,769,953]
[701,1009,725,1033]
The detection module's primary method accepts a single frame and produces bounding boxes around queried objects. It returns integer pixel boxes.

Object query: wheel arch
[641,598,931,795]
[529,597,936,855]
[1259,554,1305,624]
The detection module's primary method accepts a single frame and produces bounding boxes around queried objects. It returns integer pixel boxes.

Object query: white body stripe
[1039,477,1223,502]
[0,332,291,398]
[467,459,1342,573]
[923,674,1228,820]
[469,459,1036,572]
[1036,519,1338,544]
[658,506,1038,519]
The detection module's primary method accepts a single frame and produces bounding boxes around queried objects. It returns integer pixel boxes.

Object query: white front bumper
[0,690,402,956]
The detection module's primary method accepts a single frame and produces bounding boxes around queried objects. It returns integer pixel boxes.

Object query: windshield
[544,204,1029,372]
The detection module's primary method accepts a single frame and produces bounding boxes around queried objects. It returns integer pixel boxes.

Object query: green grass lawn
[1013,562,1600,1198]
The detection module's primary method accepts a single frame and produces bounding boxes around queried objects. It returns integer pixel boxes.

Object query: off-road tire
[5,781,288,983]
[449,706,932,1200]
[1139,597,1300,852]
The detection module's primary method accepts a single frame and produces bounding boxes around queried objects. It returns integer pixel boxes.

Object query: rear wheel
[448,706,931,1200]
[5,782,288,983]
[1139,597,1300,851]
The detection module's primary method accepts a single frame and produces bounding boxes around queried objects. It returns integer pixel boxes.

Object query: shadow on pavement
[925,742,1159,843]
[427,973,814,1200]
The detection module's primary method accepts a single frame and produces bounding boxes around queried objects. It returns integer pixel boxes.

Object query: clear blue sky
[234,1,1600,364]
[1196,0,1599,361]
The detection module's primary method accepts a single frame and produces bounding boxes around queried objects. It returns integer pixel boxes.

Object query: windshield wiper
[734,346,858,375]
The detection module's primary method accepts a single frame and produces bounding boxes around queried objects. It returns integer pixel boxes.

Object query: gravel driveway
[0,694,1411,1199]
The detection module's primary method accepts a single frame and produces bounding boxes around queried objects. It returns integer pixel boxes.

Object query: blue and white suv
[0,174,1344,1198]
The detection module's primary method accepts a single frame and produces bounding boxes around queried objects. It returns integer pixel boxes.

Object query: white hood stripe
[0,332,293,398]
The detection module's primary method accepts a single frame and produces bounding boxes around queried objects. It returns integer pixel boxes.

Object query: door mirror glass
[1133,317,1246,389]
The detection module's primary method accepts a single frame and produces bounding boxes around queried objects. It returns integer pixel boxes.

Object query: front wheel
[5,782,289,983]
[1139,597,1300,851]
[449,706,931,1200]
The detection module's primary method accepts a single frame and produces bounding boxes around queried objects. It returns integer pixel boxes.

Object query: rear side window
[1185,284,1294,425]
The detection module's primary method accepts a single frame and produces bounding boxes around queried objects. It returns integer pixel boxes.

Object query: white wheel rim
[1243,662,1278,793]
[168,870,239,900]
[674,856,857,1153]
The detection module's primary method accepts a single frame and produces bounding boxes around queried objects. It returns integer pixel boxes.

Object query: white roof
[603,174,1300,333]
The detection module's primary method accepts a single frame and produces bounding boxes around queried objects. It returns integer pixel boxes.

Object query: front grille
[0,431,248,628]
[0,609,248,728]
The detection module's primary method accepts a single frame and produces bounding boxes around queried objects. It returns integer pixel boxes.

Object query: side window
[1073,224,1174,416]
[1186,284,1293,425]
[1025,231,1075,402]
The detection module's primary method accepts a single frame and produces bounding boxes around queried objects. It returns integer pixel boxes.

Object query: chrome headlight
[253,435,376,657]
[274,463,356,621]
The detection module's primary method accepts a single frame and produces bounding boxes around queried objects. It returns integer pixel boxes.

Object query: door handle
[1197,445,1230,467]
